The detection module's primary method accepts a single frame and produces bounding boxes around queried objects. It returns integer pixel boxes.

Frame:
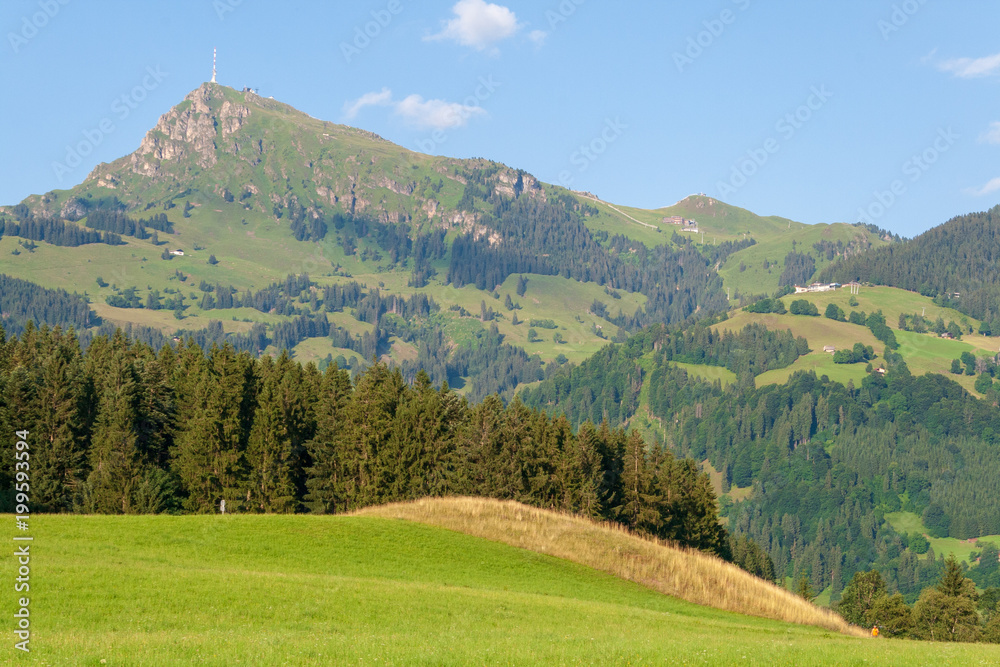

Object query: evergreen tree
[246,361,297,512]
[32,329,87,511]
[84,351,145,513]
[913,555,980,642]
[617,431,661,533]
[304,363,354,513]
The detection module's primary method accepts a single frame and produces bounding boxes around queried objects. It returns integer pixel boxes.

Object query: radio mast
[211,48,217,83]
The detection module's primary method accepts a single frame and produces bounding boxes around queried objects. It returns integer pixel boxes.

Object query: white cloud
[979,122,1000,145]
[341,89,487,130]
[964,176,1000,197]
[395,94,486,130]
[342,88,393,121]
[937,52,1000,78]
[528,29,547,47]
[426,0,521,51]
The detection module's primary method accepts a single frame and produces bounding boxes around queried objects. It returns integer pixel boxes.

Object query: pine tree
[171,343,252,512]
[85,351,145,513]
[246,367,296,512]
[796,574,814,601]
[387,370,463,500]
[334,361,404,510]
[617,431,661,533]
[913,555,980,642]
[32,329,86,511]
[561,421,604,518]
[304,363,353,513]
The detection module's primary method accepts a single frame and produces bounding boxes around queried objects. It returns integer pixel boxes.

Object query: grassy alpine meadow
[884,511,1000,565]
[714,286,998,393]
[4,504,1000,665]
[718,222,888,297]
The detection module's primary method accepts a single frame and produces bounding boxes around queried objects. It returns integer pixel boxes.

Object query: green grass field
[673,361,737,387]
[716,286,996,393]
[4,514,999,665]
[780,286,976,335]
[755,351,870,388]
[718,223,887,297]
[884,512,1000,565]
[352,270,642,366]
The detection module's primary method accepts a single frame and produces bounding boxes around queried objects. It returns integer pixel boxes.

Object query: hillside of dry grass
[357,496,865,636]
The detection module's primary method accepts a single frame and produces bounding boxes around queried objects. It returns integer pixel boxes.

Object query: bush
[745,298,786,314]
[824,303,845,321]
[789,299,819,316]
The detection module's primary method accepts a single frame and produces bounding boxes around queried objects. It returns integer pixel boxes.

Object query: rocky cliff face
[131,84,250,177]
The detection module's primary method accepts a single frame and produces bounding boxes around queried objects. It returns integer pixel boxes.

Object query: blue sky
[2,0,998,237]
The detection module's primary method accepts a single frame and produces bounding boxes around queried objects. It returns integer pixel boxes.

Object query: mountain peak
[55,81,542,230]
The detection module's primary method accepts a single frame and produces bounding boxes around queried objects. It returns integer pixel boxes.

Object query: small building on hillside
[794,282,838,293]
[662,215,699,232]
[823,345,836,353]
[170,249,185,256]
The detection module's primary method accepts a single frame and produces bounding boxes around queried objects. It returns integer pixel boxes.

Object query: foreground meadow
[2,508,999,665]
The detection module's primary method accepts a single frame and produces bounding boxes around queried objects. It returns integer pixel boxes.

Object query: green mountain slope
[822,205,1000,329]
[520,283,1000,605]
[0,83,726,393]
[0,82,903,397]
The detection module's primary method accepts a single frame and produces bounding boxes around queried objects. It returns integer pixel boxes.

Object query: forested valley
[522,320,1000,610]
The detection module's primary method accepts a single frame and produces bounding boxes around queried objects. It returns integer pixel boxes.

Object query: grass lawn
[672,361,737,387]
[290,337,363,367]
[715,311,880,354]
[885,511,1000,565]
[756,352,869,388]
[719,223,885,297]
[780,286,976,335]
[717,287,997,392]
[6,512,998,665]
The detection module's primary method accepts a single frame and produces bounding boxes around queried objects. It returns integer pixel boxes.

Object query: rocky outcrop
[59,198,87,221]
[494,168,543,200]
[129,83,250,177]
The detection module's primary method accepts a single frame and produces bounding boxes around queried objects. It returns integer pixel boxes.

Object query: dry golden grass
[357,496,866,637]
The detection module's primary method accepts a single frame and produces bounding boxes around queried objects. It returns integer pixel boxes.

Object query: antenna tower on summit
[212,48,217,83]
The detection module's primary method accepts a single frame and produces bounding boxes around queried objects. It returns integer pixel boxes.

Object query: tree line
[823,205,1000,330]
[0,323,731,563]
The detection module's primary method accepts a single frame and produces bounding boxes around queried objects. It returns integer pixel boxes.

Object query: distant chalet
[662,215,699,232]
[794,282,840,293]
